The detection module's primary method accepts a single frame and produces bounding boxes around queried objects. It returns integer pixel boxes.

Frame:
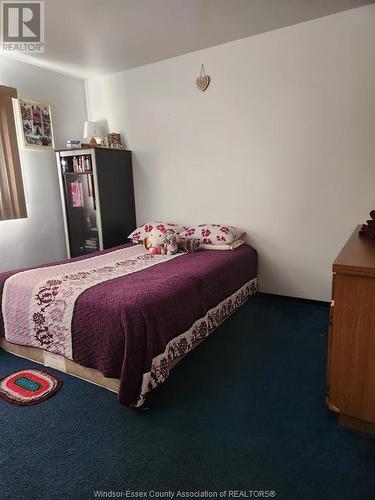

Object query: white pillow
[128,222,186,243]
[179,224,244,245]
[199,240,245,251]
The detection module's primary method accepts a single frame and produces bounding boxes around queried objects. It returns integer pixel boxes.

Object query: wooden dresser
[327,226,375,434]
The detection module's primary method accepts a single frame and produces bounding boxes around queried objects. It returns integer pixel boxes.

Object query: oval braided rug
[0,368,62,405]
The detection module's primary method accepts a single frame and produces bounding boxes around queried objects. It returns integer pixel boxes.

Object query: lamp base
[89,137,98,145]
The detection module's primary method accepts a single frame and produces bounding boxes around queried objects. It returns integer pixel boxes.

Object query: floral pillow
[128,222,186,243]
[179,224,244,245]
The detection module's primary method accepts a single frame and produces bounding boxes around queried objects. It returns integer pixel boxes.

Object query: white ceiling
[1,0,373,79]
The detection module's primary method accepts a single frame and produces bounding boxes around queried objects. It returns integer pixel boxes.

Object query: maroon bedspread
[0,244,257,406]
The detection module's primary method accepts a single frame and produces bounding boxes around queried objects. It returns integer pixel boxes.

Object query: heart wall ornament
[196,64,210,92]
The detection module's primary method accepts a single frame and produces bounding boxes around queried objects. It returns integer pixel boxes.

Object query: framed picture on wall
[13,98,55,150]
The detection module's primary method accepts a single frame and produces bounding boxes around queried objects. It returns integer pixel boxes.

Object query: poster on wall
[14,98,55,150]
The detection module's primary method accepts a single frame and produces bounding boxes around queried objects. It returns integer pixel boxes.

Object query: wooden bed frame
[0,338,120,392]
[0,337,195,395]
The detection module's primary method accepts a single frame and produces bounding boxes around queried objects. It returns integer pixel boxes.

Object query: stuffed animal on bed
[143,230,167,255]
[177,238,200,253]
[144,230,180,256]
[165,234,178,255]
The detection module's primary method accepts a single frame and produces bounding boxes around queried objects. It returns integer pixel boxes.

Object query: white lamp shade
[83,121,102,138]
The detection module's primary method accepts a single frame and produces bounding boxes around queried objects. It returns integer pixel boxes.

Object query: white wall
[86,5,375,301]
[0,56,87,271]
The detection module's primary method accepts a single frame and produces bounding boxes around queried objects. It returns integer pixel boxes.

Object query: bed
[0,243,257,407]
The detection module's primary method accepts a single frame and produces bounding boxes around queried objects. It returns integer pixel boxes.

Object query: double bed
[0,243,257,407]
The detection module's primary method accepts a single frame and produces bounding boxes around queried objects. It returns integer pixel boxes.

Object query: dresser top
[333,226,375,277]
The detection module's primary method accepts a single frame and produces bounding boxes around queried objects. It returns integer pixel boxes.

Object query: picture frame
[107,132,123,149]
[13,98,55,150]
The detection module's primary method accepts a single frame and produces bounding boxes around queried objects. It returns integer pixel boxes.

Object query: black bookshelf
[56,148,136,258]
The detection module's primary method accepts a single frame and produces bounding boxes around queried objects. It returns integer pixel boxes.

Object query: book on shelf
[71,155,92,173]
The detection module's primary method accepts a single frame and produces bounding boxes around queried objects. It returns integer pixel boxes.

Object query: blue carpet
[1,294,375,500]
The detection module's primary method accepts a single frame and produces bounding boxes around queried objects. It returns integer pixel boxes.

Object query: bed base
[0,338,193,395]
[0,338,120,393]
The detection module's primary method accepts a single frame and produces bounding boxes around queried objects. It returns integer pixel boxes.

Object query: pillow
[199,239,245,251]
[128,222,186,243]
[179,224,244,245]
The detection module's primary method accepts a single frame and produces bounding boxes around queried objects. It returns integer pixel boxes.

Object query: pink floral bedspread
[2,245,181,358]
[0,243,257,406]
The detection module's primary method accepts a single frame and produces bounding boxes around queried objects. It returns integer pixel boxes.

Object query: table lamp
[83,121,102,145]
